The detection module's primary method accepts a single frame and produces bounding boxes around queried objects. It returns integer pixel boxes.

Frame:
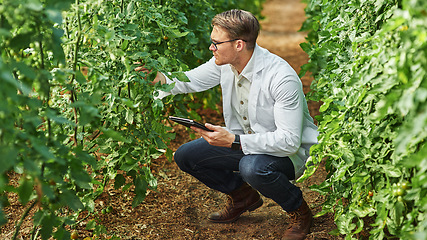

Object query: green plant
[0,0,265,238]
[299,0,426,238]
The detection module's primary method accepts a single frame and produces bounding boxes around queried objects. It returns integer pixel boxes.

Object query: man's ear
[235,40,246,52]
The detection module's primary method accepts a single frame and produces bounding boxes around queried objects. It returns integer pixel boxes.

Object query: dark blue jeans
[174,138,303,212]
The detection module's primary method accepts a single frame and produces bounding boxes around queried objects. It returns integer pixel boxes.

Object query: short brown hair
[211,9,259,50]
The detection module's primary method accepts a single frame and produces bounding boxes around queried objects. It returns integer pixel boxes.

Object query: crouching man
[146,9,318,240]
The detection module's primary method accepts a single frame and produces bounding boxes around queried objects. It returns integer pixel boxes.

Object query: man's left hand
[191,123,235,148]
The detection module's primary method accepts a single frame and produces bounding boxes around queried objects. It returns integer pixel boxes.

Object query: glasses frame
[210,38,247,50]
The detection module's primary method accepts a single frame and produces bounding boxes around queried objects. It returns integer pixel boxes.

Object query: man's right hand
[134,62,166,85]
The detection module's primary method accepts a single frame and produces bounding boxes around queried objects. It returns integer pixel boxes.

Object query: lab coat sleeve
[164,57,222,95]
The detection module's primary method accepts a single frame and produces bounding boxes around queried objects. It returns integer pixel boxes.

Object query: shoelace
[286,211,303,229]
[219,196,234,216]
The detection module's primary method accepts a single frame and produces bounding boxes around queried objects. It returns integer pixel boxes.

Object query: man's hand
[191,123,235,148]
[134,62,166,85]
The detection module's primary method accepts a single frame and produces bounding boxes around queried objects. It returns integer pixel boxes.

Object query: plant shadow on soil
[1,0,343,239]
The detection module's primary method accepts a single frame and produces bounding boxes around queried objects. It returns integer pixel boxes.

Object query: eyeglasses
[210,38,247,50]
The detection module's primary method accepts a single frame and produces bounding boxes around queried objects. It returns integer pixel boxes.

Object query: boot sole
[208,198,264,223]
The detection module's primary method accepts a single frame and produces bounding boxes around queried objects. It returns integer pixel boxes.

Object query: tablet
[169,116,213,132]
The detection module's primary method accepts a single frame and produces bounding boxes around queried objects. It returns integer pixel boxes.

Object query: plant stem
[38,31,45,70]
[370,174,375,190]
[70,0,83,146]
[81,126,85,146]
[47,116,52,138]
[116,87,122,115]
[72,211,91,226]
[12,200,38,240]
[30,224,41,240]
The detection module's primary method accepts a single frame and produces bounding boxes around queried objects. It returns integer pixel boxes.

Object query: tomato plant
[299,0,427,238]
[0,0,265,238]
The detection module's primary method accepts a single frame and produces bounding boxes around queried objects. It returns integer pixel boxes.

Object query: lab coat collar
[229,44,265,82]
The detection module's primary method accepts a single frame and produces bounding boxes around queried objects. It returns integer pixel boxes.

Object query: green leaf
[336,213,357,234]
[10,32,34,49]
[352,205,376,218]
[170,72,189,82]
[52,226,70,240]
[18,177,33,205]
[40,213,55,240]
[132,175,147,208]
[177,14,188,24]
[319,98,333,112]
[158,56,168,66]
[114,174,126,189]
[381,164,402,178]
[152,99,164,112]
[170,29,189,38]
[132,51,150,59]
[13,61,37,79]
[158,82,176,92]
[0,147,17,174]
[86,219,97,230]
[101,127,131,143]
[328,228,340,236]
[70,166,92,189]
[126,1,134,14]
[51,28,66,64]
[122,98,139,109]
[60,189,83,212]
[46,108,73,125]
[165,148,174,162]
[32,139,56,161]
[75,70,87,84]
[154,135,167,149]
[45,8,63,24]
[117,32,137,41]
[25,0,43,11]
[309,181,332,195]
[125,109,134,124]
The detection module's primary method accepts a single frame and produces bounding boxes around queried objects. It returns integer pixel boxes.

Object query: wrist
[231,134,241,150]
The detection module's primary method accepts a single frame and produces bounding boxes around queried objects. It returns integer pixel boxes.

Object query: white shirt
[230,52,255,134]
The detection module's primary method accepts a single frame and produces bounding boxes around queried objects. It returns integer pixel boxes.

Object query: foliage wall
[300,0,426,238]
[0,0,264,238]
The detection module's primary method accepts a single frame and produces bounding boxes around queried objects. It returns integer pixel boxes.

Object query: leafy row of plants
[299,0,426,238]
[0,0,264,238]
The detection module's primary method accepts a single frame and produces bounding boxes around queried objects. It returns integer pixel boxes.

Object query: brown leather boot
[282,199,313,240]
[208,182,263,223]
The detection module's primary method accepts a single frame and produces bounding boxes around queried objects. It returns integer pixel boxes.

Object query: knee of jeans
[239,157,269,184]
[173,144,190,171]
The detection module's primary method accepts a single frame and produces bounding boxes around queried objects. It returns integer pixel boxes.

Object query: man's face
[209,26,238,66]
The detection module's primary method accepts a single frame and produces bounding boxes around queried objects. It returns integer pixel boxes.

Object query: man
[149,9,318,240]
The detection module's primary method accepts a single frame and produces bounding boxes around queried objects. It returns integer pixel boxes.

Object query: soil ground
[1,0,340,239]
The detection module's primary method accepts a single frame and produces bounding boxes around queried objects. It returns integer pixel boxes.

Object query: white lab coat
[160,45,318,179]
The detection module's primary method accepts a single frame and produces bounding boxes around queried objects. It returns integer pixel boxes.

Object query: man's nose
[209,43,216,51]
